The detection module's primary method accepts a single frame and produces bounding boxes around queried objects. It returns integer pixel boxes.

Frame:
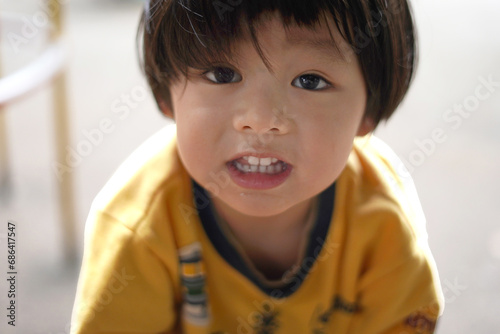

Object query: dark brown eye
[205,67,242,84]
[292,74,330,90]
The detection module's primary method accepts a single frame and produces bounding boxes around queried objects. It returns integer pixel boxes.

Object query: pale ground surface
[0,0,499,333]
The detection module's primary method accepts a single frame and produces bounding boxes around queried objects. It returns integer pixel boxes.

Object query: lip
[226,152,293,190]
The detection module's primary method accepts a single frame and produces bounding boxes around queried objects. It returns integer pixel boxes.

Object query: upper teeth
[243,156,279,166]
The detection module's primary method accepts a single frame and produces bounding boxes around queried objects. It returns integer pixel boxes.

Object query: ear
[158,99,174,119]
[356,116,375,137]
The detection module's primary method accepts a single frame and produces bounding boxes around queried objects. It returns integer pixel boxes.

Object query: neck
[211,196,317,281]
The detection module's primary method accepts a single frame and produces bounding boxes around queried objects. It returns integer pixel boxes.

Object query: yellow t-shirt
[71,125,443,334]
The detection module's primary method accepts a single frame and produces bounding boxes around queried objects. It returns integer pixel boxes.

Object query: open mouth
[231,156,290,175]
[226,154,292,190]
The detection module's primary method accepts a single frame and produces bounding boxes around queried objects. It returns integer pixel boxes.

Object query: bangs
[142,0,353,79]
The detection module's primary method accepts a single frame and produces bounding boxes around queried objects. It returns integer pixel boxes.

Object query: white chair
[0,3,77,262]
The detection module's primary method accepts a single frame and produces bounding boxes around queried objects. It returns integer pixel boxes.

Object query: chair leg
[52,72,78,264]
[0,110,11,197]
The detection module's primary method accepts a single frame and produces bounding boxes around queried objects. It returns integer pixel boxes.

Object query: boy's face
[167,14,372,219]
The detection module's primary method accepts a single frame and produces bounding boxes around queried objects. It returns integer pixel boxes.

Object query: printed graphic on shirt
[311,295,360,334]
[210,301,280,334]
[251,302,280,334]
[211,295,360,334]
[404,312,437,333]
[179,242,210,326]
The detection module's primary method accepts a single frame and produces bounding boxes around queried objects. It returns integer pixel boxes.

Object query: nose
[232,84,292,136]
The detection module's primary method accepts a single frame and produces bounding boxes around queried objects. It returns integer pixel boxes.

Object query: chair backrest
[0,9,66,105]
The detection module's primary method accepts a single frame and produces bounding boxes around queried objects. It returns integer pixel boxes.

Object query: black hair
[139,0,417,126]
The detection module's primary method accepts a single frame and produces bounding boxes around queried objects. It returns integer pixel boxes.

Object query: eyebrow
[285,37,350,64]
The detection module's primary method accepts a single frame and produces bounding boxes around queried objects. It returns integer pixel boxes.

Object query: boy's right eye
[204,67,242,84]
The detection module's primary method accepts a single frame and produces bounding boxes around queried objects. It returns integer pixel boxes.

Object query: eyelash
[202,67,242,84]
[292,74,331,91]
[201,67,332,91]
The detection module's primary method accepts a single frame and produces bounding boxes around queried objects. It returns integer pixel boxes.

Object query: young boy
[71,0,443,333]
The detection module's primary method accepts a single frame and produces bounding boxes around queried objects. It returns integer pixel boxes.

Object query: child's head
[140,0,417,127]
[138,0,417,218]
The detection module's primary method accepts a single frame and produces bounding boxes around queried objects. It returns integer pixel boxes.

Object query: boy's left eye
[204,67,242,84]
[292,74,331,90]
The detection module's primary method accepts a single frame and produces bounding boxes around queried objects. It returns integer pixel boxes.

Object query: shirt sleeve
[346,208,444,334]
[71,210,179,334]
[345,136,444,333]
[349,254,442,333]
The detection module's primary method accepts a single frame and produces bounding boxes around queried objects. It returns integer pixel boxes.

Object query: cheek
[174,108,214,178]
[292,97,364,178]
[174,84,233,132]
[174,112,228,183]
[295,103,362,148]
[315,93,365,138]
[175,129,205,184]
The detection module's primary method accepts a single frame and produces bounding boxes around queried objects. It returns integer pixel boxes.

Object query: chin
[218,193,293,218]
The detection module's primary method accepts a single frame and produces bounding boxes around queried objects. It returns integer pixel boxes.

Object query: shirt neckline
[193,181,336,298]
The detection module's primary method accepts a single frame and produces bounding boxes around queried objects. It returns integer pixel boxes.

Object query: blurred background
[0,0,498,332]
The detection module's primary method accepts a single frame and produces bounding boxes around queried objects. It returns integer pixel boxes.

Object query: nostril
[233,110,290,135]
[241,125,253,132]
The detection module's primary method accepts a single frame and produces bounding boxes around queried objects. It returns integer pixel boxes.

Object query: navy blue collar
[193,181,335,298]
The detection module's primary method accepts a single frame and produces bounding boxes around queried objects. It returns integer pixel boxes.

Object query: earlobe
[158,99,174,119]
[356,117,375,137]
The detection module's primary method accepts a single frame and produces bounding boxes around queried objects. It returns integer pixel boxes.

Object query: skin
[163,14,374,278]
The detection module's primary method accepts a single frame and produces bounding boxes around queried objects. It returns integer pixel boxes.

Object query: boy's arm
[71,210,179,334]
[347,222,443,334]
[348,136,444,333]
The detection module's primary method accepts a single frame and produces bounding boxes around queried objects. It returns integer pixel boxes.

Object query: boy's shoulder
[89,124,190,230]
[338,137,443,316]
[340,135,429,246]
